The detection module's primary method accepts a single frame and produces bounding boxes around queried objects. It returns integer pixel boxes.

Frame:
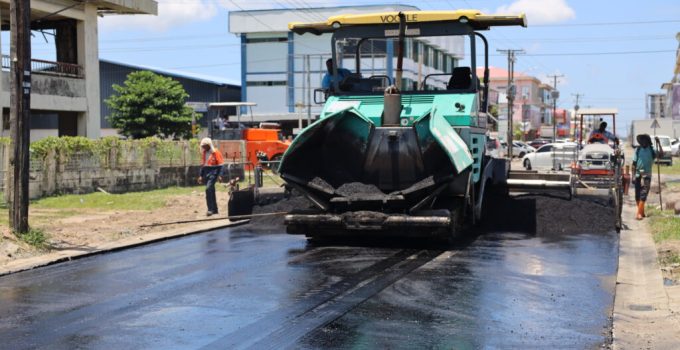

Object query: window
[247,81,287,86]
[521,86,530,100]
[433,49,439,70]
[422,45,429,66]
[537,145,553,153]
[245,37,288,44]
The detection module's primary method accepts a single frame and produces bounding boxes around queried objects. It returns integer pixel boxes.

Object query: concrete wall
[0,140,246,200]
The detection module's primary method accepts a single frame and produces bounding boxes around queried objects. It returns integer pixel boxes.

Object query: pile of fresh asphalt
[247,194,312,229]
[481,193,616,235]
[247,180,616,236]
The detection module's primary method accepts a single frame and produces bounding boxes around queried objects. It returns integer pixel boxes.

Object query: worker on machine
[197,138,224,216]
[631,134,660,220]
[588,121,617,145]
[322,58,352,92]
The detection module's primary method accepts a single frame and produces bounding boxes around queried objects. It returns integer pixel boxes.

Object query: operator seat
[447,67,472,90]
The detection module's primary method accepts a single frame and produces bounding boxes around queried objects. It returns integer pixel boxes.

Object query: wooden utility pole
[547,74,564,142]
[497,49,524,159]
[9,0,32,233]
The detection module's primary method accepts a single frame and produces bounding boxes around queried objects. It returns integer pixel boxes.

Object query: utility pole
[572,93,583,140]
[8,0,32,233]
[547,74,564,143]
[497,49,524,159]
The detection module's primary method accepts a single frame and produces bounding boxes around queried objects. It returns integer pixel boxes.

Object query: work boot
[636,202,644,220]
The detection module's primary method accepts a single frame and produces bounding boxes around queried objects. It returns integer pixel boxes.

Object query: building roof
[229,4,419,34]
[100,59,241,87]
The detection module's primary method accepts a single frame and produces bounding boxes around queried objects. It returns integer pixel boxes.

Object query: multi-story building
[483,67,554,139]
[0,0,157,140]
[660,32,680,120]
[646,93,667,119]
[228,5,466,134]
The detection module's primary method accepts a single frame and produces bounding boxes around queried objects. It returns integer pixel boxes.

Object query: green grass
[660,161,680,175]
[33,186,206,211]
[646,207,680,243]
[17,228,48,249]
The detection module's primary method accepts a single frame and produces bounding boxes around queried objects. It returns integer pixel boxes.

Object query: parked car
[671,138,679,157]
[522,142,578,171]
[528,138,551,149]
[653,135,673,166]
[512,141,535,158]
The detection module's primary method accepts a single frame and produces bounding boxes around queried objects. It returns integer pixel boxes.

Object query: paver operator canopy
[288,10,526,34]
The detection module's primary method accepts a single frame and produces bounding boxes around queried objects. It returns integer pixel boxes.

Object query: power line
[534,19,680,27]
[521,49,675,57]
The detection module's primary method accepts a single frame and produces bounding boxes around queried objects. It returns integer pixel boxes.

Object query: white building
[0,0,157,140]
[228,5,466,131]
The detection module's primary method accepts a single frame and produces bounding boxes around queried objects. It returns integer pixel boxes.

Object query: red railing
[2,55,83,78]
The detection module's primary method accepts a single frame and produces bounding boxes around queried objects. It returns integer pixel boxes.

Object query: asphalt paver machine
[570,108,624,232]
[278,10,527,240]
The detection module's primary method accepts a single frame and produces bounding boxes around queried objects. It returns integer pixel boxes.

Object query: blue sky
[18,0,680,136]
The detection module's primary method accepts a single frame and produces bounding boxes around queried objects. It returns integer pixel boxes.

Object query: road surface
[0,197,618,349]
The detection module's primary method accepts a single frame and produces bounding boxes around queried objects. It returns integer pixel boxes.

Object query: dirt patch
[0,189,229,267]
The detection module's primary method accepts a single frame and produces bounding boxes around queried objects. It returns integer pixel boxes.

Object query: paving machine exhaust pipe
[383,85,402,126]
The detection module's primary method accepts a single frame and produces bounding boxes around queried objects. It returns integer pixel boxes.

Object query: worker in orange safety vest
[197,137,224,216]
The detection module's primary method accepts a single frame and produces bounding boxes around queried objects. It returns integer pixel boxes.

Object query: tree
[106,71,196,139]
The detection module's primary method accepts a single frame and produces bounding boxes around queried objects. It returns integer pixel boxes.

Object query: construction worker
[631,134,660,220]
[197,137,224,216]
[322,58,352,91]
[588,121,617,144]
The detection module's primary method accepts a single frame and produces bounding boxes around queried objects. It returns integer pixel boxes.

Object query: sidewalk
[0,218,248,277]
[612,198,680,349]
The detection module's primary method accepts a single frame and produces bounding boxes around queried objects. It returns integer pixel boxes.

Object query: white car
[653,135,673,165]
[522,142,578,171]
[671,138,679,157]
[512,141,535,158]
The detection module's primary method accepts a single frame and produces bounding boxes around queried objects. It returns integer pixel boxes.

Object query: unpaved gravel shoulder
[1,190,229,266]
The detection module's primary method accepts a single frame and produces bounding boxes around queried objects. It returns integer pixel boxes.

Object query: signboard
[186,102,209,113]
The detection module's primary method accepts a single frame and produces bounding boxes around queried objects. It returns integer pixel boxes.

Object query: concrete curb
[612,198,680,349]
[0,219,249,277]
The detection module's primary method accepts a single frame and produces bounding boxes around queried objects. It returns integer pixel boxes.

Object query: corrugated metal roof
[100,58,241,87]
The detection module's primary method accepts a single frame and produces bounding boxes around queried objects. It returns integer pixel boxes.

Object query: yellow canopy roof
[289,10,527,35]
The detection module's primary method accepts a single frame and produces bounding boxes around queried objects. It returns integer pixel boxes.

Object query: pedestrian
[198,137,224,216]
[631,134,660,220]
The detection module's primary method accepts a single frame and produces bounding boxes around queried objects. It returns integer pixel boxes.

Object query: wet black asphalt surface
[0,198,619,349]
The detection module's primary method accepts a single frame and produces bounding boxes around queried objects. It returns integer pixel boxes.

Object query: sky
[13,0,680,136]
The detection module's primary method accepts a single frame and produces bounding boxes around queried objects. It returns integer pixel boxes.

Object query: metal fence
[1,55,84,78]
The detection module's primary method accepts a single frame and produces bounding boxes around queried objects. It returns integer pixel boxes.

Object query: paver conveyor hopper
[279,10,527,240]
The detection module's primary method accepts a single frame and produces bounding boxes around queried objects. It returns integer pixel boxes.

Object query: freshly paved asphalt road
[0,200,619,349]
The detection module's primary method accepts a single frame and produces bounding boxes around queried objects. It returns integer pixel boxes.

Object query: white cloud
[495,0,575,25]
[100,0,219,32]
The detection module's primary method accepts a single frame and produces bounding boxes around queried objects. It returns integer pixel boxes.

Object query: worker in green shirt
[631,134,661,220]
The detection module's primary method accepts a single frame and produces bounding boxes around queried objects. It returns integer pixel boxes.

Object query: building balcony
[1,55,87,112]
[2,55,84,79]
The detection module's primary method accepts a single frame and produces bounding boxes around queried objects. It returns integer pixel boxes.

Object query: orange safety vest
[201,149,224,166]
